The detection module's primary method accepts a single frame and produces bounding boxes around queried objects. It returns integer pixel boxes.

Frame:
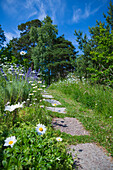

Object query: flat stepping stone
[52,117,90,136]
[68,143,113,170]
[46,107,66,113]
[44,99,61,105]
[42,95,54,98]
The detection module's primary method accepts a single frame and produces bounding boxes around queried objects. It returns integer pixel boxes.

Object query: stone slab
[44,99,61,105]
[46,107,66,113]
[52,117,90,136]
[68,143,113,170]
[42,95,54,98]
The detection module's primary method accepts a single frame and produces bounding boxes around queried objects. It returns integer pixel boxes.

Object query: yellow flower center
[39,127,43,131]
[9,141,13,145]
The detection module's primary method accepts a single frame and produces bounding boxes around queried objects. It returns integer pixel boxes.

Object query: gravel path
[46,107,66,113]
[52,117,90,136]
[68,143,113,170]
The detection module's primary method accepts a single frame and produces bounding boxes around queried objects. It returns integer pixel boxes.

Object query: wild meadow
[0,63,74,169]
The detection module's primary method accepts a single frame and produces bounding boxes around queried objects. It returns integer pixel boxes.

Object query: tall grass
[49,77,113,118]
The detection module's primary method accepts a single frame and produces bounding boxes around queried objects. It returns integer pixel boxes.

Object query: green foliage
[30,16,77,85]
[10,19,41,69]
[2,123,73,169]
[87,24,113,86]
[74,1,113,87]
[0,24,6,48]
[49,76,113,117]
[30,15,58,84]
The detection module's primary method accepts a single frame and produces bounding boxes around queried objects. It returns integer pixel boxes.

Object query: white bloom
[4,102,24,112]
[38,81,42,83]
[29,93,33,95]
[40,105,44,108]
[36,124,46,135]
[56,137,62,142]
[53,104,57,106]
[5,101,10,105]
[19,73,24,76]
[31,84,35,86]
[38,88,42,90]
[33,86,37,89]
[43,99,45,101]
[4,136,17,148]
[27,98,30,101]
[29,104,32,106]
[33,91,37,93]
[20,51,26,55]
[42,85,46,87]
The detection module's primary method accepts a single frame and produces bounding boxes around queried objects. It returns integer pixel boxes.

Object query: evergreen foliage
[0,25,6,48]
[10,19,41,69]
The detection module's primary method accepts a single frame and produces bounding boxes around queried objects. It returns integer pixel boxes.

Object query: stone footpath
[41,91,113,170]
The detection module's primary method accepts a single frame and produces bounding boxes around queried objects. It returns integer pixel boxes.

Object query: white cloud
[27,11,38,19]
[5,30,20,42]
[73,8,81,23]
[1,0,65,25]
[72,2,102,23]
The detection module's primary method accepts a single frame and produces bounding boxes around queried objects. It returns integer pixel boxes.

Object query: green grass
[46,78,113,157]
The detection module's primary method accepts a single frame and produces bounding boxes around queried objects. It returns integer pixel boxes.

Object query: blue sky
[0,0,110,54]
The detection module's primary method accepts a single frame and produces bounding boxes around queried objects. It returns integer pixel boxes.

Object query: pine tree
[10,19,41,69]
[0,25,6,48]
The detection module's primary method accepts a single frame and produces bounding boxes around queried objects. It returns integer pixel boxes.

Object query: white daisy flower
[56,137,62,142]
[29,93,33,95]
[42,85,46,87]
[38,88,42,90]
[20,51,26,55]
[33,86,37,89]
[53,104,57,106]
[4,136,17,148]
[38,81,42,83]
[31,84,36,86]
[36,124,46,135]
[4,102,24,112]
[33,91,37,93]
[43,99,45,101]
[5,101,10,105]
[40,105,44,108]
[27,98,30,101]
